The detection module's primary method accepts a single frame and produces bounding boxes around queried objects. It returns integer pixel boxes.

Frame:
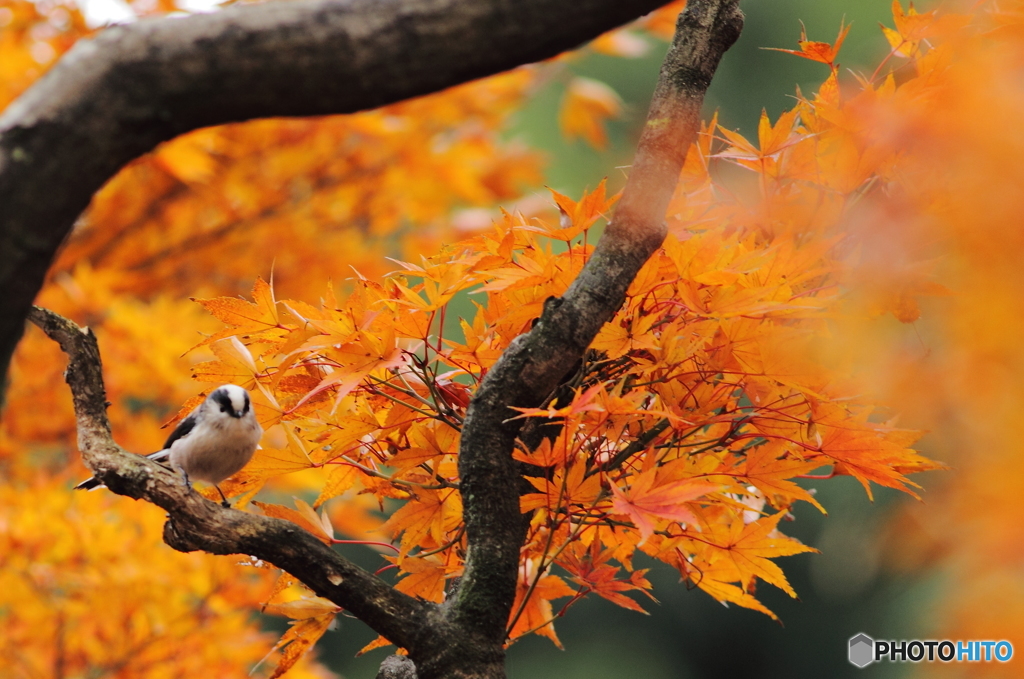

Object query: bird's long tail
[73,477,103,491]
[73,450,171,491]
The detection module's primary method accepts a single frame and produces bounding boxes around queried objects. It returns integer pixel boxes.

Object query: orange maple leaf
[704,512,817,598]
[717,108,805,169]
[696,575,780,621]
[261,608,337,679]
[766,19,850,68]
[521,458,603,513]
[558,77,623,150]
[393,555,462,604]
[190,277,284,350]
[738,443,827,513]
[190,336,260,389]
[253,499,333,545]
[609,469,721,542]
[507,564,577,647]
[382,488,463,555]
[558,542,656,613]
[543,179,620,241]
[508,382,606,421]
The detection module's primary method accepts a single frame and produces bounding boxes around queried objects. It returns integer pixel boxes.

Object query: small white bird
[75,384,262,507]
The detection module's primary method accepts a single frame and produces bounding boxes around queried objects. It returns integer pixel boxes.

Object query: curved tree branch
[20,1,744,676]
[26,305,439,657]
[0,0,674,387]
[451,0,742,667]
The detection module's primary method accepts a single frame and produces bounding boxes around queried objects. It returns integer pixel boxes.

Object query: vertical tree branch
[19,2,743,677]
[451,0,743,674]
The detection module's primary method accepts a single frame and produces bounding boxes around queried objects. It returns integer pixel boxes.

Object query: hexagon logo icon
[849,633,875,668]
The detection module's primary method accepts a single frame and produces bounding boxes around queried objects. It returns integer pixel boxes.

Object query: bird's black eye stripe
[211,389,235,414]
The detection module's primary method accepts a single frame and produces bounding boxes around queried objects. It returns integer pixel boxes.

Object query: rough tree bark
[24,1,743,677]
[0,0,674,386]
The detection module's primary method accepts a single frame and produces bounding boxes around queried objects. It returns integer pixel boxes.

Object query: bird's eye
[221,406,229,413]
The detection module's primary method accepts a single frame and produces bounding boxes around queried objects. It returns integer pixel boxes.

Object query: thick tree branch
[19,2,743,676]
[26,305,439,657]
[0,0,673,388]
[377,655,419,679]
[452,0,742,667]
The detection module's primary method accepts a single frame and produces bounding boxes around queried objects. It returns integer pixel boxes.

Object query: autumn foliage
[3,0,1023,676]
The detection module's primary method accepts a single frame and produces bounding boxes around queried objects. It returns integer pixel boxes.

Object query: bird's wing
[161,412,198,450]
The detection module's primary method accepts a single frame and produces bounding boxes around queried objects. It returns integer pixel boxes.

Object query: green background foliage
[299,1,937,676]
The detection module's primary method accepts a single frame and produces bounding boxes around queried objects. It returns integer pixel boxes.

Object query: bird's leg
[171,462,191,489]
[215,485,231,508]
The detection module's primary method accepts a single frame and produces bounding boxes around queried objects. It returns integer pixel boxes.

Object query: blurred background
[3,0,1017,677]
